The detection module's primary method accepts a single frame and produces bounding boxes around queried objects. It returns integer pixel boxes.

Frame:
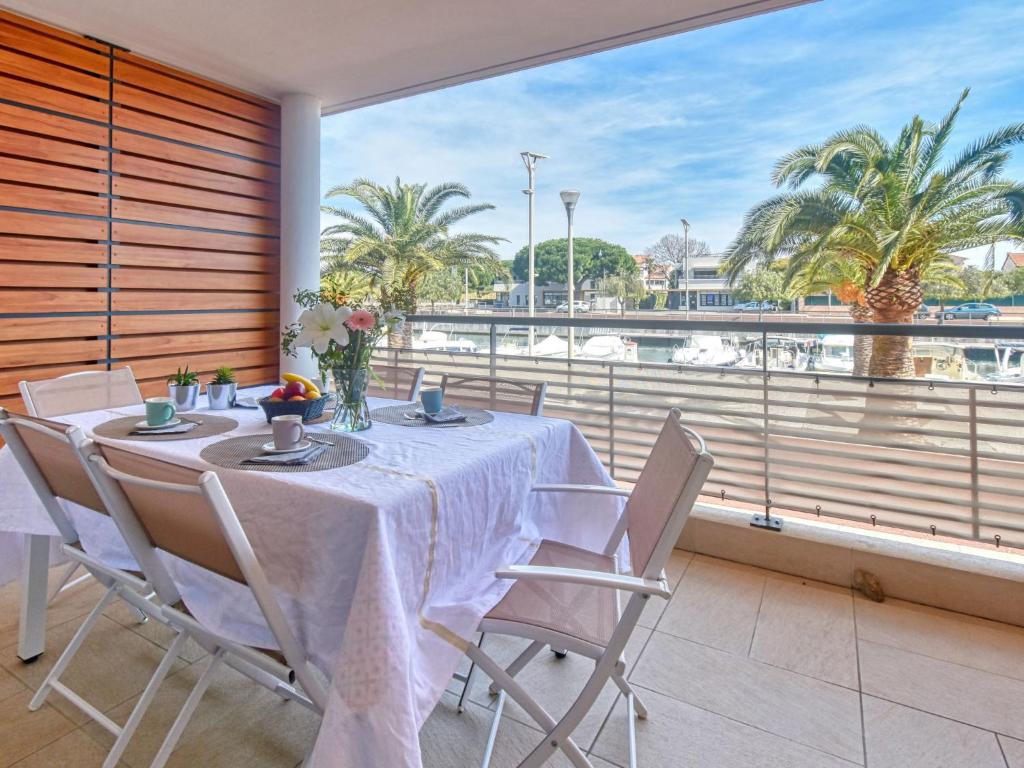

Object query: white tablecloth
[0,388,623,768]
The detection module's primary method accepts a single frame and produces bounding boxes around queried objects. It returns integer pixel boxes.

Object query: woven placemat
[93,415,238,442]
[199,433,369,473]
[370,404,494,428]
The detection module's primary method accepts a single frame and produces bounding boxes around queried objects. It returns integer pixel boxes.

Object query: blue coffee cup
[145,397,176,426]
[420,386,443,415]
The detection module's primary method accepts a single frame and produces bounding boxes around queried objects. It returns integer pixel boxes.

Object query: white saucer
[261,439,312,454]
[134,418,182,430]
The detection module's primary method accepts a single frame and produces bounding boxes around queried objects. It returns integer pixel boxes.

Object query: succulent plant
[211,366,236,385]
[168,365,199,387]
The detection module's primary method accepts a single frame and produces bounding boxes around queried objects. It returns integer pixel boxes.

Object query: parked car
[915,304,931,320]
[555,300,591,313]
[734,300,777,313]
[941,303,1002,321]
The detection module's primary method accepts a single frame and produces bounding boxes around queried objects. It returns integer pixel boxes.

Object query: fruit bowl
[258,394,332,424]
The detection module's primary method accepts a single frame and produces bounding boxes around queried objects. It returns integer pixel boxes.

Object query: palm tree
[598,269,646,317]
[321,178,505,343]
[724,89,1024,377]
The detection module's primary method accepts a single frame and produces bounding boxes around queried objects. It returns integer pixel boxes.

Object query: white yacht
[578,335,638,362]
[809,335,855,374]
[412,324,478,353]
[670,335,739,366]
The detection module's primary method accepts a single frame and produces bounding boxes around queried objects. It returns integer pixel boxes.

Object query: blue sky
[320,0,1024,265]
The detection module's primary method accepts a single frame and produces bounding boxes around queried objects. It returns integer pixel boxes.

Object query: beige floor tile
[102,601,208,664]
[750,577,857,688]
[590,685,859,768]
[0,663,26,703]
[0,690,77,768]
[420,693,617,768]
[862,695,1005,768]
[9,728,127,768]
[855,596,1024,682]
[631,631,863,763]
[83,657,320,768]
[2,616,188,727]
[656,556,766,655]
[999,735,1024,768]
[0,570,108,652]
[637,548,693,629]
[859,639,1024,740]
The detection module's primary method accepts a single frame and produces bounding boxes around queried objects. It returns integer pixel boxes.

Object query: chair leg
[29,584,120,711]
[457,633,485,713]
[611,671,648,719]
[47,562,84,604]
[480,689,506,768]
[149,648,226,768]
[487,640,545,696]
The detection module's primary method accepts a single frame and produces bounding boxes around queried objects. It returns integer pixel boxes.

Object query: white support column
[279,93,322,380]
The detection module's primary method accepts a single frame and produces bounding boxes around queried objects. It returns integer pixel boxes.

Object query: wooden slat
[0,289,106,313]
[1,362,106,397]
[0,102,108,145]
[112,267,272,291]
[111,246,276,273]
[0,128,109,169]
[112,154,278,201]
[0,211,106,239]
[112,222,277,254]
[0,10,108,52]
[112,177,278,218]
[0,237,107,265]
[112,107,278,164]
[0,338,106,368]
[111,291,276,312]
[0,74,108,122]
[113,83,279,146]
[0,262,105,288]
[0,182,106,217]
[126,346,277,380]
[0,316,107,342]
[0,17,109,74]
[0,157,107,194]
[112,311,278,335]
[112,199,278,236]
[0,47,107,98]
[111,328,276,358]
[112,132,279,183]
[134,363,277,398]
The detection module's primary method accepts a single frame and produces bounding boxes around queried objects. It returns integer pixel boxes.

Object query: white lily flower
[294,304,353,354]
[383,310,406,332]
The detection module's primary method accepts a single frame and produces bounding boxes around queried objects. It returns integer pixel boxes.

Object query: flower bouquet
[281,289,404,432]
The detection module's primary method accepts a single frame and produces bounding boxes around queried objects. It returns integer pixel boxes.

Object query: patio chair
[465,409,713,768]
[439,374,547,416]
[0,409,169,768]
[367,363,426,402]
[83,443,328,768]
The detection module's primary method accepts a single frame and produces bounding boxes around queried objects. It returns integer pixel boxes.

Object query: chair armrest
[529,483,631,499]
[495,564,670,598]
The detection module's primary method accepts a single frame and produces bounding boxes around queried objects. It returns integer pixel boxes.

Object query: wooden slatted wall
[0,9,280,416]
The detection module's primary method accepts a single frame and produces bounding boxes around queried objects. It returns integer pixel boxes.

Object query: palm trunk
[865,269,922,379]
[850,304,872,377]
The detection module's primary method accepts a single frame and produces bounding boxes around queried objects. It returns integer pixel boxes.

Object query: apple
[270,387,286,399]
[282,381,306,398]
[288,395,306,402]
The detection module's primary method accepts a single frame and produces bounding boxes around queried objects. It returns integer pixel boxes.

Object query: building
[672,252,736,310]
[633,254,672,291]
[1001,252,1024,272]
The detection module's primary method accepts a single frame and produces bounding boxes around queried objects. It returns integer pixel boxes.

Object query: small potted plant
[167,365,200,411]
[206,366,237,410]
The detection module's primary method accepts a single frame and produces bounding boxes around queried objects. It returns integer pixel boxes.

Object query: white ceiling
[6,0,813,114]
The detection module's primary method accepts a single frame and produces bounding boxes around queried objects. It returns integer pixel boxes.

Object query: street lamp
[561,189,580,358]
[521,151,547,355]
[680,218,690,318]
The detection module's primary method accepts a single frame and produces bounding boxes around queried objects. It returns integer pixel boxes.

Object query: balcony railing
[375,315,1024,549]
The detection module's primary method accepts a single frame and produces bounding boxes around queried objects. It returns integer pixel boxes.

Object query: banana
[282,372,321,397]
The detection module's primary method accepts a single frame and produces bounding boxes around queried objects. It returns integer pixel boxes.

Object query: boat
[496,329,571,358]
[735,336,810,371]
[670,335,740,366]
[578,335,638,362]
[808,335,855,374]
[412,324,478,353]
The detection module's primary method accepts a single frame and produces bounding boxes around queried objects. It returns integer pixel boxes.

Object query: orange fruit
[305,392,320,400]
[267,397,283,403]
[288,395,306,402]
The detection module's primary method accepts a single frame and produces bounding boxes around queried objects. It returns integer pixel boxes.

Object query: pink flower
[346,309,376,331]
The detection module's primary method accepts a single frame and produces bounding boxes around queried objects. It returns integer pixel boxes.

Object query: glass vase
[330,365,371,432]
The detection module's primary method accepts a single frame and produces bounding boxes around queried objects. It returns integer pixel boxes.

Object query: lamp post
[680,218,690,318]
[521,151,547,355]
[560,189,580,358]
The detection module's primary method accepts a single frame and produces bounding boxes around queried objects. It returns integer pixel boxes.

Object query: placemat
[93,415,239,442]
[370,404,494,428]
[199,433,369,473]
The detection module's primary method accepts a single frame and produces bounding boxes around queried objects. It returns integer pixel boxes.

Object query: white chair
[0,409,170,768]
[464,409,713,768]
[439,374,547,416]
[367,364,426,402]
[83,443,327,768]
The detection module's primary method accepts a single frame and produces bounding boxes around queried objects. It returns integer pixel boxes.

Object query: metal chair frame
[439,374,547,416]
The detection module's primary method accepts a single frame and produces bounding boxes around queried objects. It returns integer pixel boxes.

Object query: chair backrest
[624,410,713,579]
[367,364,425,402]
[439,374,547,416]
[0,409,105,544]
[20,367,143,418]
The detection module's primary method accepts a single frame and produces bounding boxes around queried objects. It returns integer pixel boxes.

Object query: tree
[418,268,463,310]
[511,238,636,300]
[958,267,1010,302]
[598,269,646,317]
[1004,267,1024,297]
[321,177,505,344]
[732,265,786,319]
[723,89,1024,377]
[645,233,712,286]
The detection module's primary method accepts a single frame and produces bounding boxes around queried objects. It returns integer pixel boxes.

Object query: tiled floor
[2,551,1024,767]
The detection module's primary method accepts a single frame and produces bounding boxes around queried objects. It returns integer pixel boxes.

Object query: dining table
[0,386,625,768]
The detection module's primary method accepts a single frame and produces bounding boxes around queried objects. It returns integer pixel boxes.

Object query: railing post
[489,322,497,379]
[608,363,616,480]
[969,387,980,540]
[751,329,781,531]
